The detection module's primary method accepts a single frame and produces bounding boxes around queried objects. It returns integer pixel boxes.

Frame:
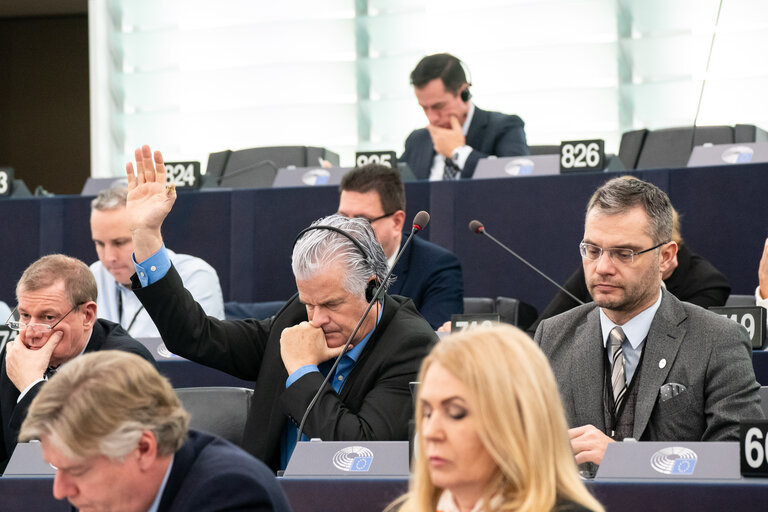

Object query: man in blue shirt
[123,145,436,472]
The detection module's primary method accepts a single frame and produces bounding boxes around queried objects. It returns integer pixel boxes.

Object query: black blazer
[159,430,293,512]
[134,266,437,472]
[0,319,155,471]
[400,106,528,179]
[388,234,463,329]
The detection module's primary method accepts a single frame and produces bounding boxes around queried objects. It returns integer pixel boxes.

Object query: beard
[587,260,661,316]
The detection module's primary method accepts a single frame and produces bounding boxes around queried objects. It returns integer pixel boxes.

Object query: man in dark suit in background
[535,177,762,466]
[123,145,436,473]
[401,53,528,180]
[0,254,155,471]
[20,351,292,511]
[338,164,463,328]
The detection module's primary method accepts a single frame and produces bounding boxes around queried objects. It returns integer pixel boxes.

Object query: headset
[458,57,473,102]
[293,225,379,302]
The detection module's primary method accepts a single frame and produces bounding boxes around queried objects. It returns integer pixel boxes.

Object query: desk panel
[1,163,764,314]
[5,475,768,512]
[157,359,254,389]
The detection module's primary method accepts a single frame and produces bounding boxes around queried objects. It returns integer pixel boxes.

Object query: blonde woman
[392,325,604,512]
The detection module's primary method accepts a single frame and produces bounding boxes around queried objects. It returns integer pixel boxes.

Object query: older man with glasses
[535,177,763,469]
[0,254,155,472]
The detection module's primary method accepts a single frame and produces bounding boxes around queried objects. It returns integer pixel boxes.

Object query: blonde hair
[20,351,189,461]
[396,325,603,512]
[16,254,98,306]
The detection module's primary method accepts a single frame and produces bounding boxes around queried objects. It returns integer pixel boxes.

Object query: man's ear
[392,210,406,232]
[82,302,98,329]
[659,241,679,274]
[135,430,159,471]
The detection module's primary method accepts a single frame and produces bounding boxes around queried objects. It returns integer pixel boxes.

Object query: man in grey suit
[535,176,763,466]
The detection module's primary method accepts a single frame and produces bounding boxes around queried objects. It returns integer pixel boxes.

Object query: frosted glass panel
[90,0,768,176]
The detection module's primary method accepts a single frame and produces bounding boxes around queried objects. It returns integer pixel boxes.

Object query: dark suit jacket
[134,266,437,472]
[535,290,763,442]
[388,235,463,329]
[528,244,731,334]
[400,106,528,179]
[0,319,155,471]
[159,429,292,512]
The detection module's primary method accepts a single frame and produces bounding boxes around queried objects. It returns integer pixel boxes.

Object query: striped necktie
[609,326,628,414]
[443,157,460,180]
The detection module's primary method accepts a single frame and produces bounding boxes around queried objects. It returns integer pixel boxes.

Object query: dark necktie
[443,157,460,180]
[44,366,57,379]
[609,326,627,414]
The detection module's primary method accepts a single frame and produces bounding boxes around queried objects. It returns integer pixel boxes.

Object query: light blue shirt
[0,301,11,323]
[147,457,174,512]
[100,247,224,338]
[600,289,663,384]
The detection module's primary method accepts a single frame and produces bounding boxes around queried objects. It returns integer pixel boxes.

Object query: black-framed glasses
[5,303,84,334]
[365,212,396,223]
[342,212,396,224]
[579,241,668,265]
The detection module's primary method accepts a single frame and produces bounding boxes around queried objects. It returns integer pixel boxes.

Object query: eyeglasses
[5,303,83,334]
[365,212,396,223]
[343,212,396,224]
[579,241,668,265]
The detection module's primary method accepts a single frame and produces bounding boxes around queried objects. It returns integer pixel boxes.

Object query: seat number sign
[164,162,202,190]
[559,139,605,173]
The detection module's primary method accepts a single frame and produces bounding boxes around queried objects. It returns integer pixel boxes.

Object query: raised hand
[125,145,177,261]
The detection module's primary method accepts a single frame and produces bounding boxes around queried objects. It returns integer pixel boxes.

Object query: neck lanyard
[117,286,144,334]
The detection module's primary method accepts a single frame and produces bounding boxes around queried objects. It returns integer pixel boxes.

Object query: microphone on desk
[295,210,431,443]
[216,159,279,186]
[469,220,585,306]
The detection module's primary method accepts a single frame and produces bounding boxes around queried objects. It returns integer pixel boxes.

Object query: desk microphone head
[469,220,485,234]
[413,211,430,231]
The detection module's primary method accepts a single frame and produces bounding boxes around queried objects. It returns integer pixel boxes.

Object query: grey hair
[586,176,674,244]
[292,214,389,298]
[91,185,128,211]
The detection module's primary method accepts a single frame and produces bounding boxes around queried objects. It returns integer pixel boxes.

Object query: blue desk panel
[3,476,768,512]
[1,163,765,314]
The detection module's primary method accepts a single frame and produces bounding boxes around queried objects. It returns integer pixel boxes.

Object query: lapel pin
[659,358,667,369]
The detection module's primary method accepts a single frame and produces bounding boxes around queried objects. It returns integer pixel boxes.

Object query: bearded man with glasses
[0,254,155,472]
[535,177,763,469]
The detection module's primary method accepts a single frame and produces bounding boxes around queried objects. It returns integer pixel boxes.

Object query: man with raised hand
[124,145,436,472]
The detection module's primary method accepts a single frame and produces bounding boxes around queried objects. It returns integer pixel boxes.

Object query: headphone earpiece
[460,86,471,102]
[365,279,379,302]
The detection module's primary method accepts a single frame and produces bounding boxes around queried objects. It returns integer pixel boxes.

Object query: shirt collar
[345,302,384,362]
[600,289,663,349]
[462,103,475,135]
[146,456,174,512]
